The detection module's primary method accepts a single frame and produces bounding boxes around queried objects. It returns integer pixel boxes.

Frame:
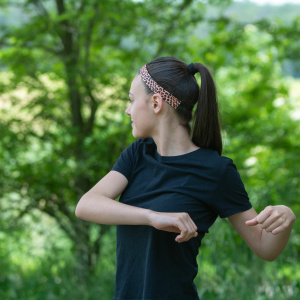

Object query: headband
[139,64,181,109]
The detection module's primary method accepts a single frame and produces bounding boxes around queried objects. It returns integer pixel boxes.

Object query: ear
[151,93,163,114]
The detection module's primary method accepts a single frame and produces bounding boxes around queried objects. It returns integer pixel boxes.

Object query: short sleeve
[111,139,141,181]
[210,160,252,218]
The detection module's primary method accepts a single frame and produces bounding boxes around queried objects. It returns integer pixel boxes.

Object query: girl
[75,56,296,300]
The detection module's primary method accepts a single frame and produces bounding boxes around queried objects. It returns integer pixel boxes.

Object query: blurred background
[0,0,299,299]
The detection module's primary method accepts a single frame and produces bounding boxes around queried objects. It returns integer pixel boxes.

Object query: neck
[151,121,199,157]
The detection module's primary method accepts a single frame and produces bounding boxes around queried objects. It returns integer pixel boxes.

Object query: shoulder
[216,155,246,190]
[199,150,243,183]
[200,148,234,170]
[218,155,242,181]
[219,155,235,168]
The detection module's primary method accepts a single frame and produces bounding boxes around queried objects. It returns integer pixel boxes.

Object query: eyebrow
[129,92,133,95]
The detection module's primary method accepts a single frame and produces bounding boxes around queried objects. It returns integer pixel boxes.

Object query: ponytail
[192,63,222,155]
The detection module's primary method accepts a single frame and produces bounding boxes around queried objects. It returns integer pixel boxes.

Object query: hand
[245,205,296,235]
[149,211,198,243]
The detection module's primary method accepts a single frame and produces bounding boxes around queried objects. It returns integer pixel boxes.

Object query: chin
[132,133,146,139]
[132,129,149,139]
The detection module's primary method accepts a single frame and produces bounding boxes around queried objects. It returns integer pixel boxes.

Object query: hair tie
[187,63,198,76]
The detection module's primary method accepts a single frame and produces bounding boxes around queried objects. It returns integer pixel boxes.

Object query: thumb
[245,217,258,226]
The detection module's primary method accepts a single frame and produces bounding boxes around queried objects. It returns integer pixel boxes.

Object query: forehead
[129,75,145,95]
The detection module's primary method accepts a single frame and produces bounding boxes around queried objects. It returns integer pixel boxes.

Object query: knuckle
[283,222,289,229]
[179,213,186,220]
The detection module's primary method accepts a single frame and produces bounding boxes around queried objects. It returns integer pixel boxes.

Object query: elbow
[75,205,81,219]
[75,196,86,219]
[259,256,276,262]
[252,240,281,262]
[256,252,279,262]
[264,254,280,262]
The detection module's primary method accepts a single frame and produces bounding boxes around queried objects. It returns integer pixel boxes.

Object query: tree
[0,0,212,277]
[1,0,299,298]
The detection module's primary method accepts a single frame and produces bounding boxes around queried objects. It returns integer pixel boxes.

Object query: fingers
[175,214,193,242]
[150,211,198,242]
[264,218,284,234]
[257,207,286,234]
[245,206,273,227]
[245,218,258,226]
[256,206,273,225]
[245,205,296,235]
[174,213,198,243]
[270,223,290,235]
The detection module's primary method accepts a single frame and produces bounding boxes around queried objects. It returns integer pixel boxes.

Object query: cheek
[131,100,153,126]
[132,103,143,118]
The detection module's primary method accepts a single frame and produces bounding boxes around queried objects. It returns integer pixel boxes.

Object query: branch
[16,204,34,219]
[78,76,99,135]
[154,0,193,57]
[30,0,50,18]
[0,40,9,47]
[20,41,62,56]
[55,0,73,55]
[43,205,77,241]
[95,224,110,254]
[83,2,99,74]
[37,0,50,17]
[86,88,98,135]
[72,2,100,135]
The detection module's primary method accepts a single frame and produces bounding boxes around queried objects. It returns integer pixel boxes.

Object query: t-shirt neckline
[154,147,202,162]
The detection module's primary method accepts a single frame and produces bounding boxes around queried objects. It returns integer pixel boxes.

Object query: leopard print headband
[139,64,181,109]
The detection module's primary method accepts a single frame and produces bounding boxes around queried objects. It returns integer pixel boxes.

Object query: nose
[125,104,131,116]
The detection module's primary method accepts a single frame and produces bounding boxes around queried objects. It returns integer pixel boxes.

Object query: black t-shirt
[112,138,252,300]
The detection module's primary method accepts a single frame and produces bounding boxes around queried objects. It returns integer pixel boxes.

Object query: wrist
[145,209,157,227]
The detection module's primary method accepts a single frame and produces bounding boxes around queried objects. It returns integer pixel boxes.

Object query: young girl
[75,56,296,300]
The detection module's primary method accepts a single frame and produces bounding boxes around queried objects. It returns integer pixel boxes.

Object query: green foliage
[0,0,299,299]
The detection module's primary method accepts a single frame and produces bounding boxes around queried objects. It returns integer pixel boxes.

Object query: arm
[75,170,198,242]
[228,206,296,261]
[75,170,153,225]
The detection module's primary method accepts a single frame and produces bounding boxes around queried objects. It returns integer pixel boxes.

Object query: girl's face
[126,75,156,139]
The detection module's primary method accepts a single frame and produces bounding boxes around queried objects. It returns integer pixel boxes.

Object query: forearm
[75,192,199,243]
[230,206,296,262]
[75,192,153,226]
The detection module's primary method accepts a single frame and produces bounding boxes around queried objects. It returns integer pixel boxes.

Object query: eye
[128,98,133,103]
